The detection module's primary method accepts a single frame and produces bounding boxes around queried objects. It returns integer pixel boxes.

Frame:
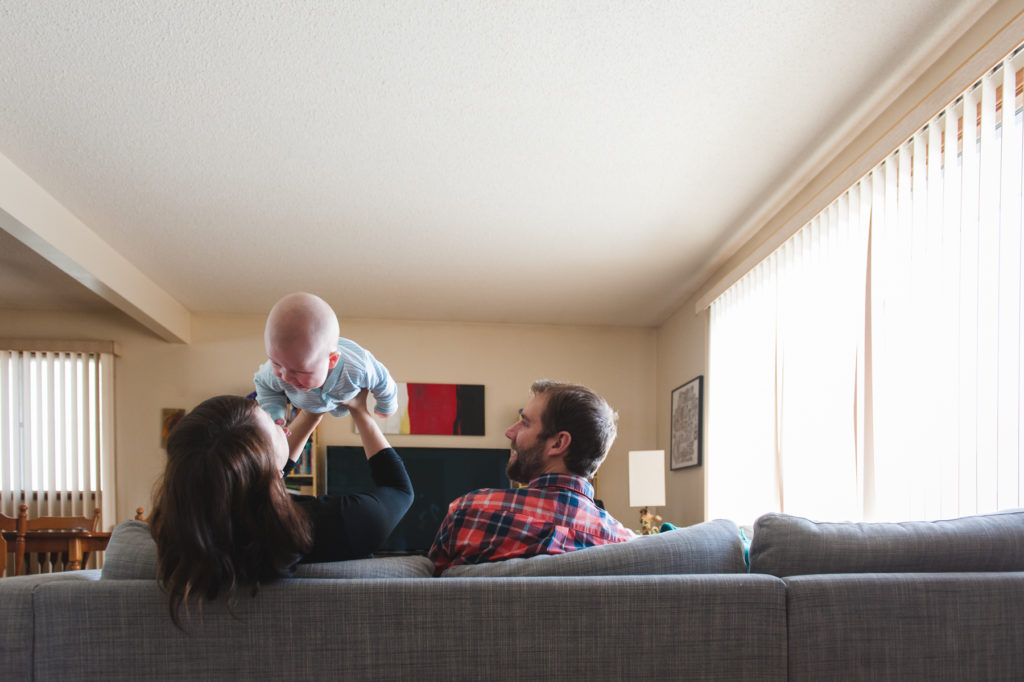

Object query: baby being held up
[254,292,398,468]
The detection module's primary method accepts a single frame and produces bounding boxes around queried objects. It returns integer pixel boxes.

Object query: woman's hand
[340,388,370,415]
[342,389,390,460]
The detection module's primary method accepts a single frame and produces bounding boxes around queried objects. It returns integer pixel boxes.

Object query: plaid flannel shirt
[428,473,635,575]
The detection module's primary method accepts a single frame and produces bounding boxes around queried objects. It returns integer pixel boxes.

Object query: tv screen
[326,445,510,555]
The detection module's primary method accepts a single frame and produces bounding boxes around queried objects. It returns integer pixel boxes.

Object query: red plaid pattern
[428,473,635,575]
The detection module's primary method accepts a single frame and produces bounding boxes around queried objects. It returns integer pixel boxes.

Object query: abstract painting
[368,382,485,435]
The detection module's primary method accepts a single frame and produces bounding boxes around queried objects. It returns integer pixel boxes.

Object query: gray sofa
[3,509,1023,681]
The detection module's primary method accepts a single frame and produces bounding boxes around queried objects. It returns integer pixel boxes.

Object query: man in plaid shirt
[429,380,635,575]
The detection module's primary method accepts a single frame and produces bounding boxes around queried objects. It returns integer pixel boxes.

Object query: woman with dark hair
[150,389,412,625]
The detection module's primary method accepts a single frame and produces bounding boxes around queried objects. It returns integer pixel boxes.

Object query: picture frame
[670,376,703,470]
[160,408,185,448]
[364,382,485,435]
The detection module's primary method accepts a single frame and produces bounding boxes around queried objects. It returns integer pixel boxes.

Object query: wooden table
[1,528,112,575]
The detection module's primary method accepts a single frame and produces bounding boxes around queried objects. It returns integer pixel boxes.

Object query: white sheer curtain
[0,347,116,528]
[708,264,780,525]
[872,52,1024,521]
[709,46,1024,524]
[708,180,870,524]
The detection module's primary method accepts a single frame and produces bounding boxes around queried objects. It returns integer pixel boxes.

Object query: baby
[254,292,398,463]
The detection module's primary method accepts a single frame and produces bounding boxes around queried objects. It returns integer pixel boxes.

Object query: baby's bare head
[264,293,340,390]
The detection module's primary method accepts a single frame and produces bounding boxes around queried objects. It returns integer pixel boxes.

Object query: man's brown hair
[531,380,618,479]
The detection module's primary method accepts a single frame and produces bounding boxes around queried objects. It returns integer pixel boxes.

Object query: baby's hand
[340,388,370,414]
[274,417,291,436]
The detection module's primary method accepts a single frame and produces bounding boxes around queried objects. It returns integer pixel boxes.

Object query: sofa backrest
[748,508,1024,576]
[100,520,434,580]
[440,518,746,577]
[105,517,746,580]
[0,570,101,681]
[100,520,159,579]
[29,574,788,681]
[784,572,1024,680]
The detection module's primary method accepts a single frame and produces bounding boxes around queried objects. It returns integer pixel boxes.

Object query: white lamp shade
[628,450,666,507]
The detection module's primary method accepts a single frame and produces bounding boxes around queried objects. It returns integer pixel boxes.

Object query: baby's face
[267,342,332,392]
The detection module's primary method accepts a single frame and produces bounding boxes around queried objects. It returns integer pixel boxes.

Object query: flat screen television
[326,445,510,555]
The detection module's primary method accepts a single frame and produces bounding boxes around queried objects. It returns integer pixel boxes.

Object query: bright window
[0,344,116,526]
[708,45,1024,524]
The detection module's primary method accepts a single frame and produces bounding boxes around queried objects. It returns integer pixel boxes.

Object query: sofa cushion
[440,518,745,577]
[100,519,433,579]
[749,508,1024,577]
[101,520,158,580]
[293,555,434,578]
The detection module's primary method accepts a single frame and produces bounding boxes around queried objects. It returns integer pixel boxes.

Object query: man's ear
[547,431,571,458]
[327,351,341,369]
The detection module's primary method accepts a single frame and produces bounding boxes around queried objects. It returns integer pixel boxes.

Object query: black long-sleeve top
[290,447,413,563]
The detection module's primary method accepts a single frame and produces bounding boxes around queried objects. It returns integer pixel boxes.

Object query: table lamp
[628,450,666,535]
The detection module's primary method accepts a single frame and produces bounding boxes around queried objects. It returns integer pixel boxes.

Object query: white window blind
[709,45,1024,524]
[0,345,116,527]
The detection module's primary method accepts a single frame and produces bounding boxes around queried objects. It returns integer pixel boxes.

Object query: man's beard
[506,438,546,485]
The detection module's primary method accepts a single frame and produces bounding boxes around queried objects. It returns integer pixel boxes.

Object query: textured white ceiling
[0,0,988,329]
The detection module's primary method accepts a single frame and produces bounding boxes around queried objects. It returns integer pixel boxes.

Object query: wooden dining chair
[24,506,102,533]
[0,510,17,577]
[16,504,102,574]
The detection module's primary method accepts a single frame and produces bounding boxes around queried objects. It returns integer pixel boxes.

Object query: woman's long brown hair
[150,395,313,627]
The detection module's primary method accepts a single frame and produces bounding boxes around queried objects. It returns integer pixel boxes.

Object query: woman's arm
[284,409,324,465]
[342,389,413,543]
[297,389,413,561]
[343,389,390,459]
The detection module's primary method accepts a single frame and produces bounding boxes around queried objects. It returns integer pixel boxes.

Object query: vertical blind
[708,44,1024,524]
[0,348,115,526]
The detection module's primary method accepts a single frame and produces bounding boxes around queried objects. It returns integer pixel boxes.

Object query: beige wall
[695,0,1024,312]
[0,307,657,529]
[655,298,708,526]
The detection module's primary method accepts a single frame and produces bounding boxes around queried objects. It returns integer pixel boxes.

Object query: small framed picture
[670,376,703,470]
[161,408,185,448]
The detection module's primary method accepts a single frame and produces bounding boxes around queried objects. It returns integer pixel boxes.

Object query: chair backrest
[0,510,18,532]
[11,505,102,575]
[0,510,18,575]
[23,505,101,532]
